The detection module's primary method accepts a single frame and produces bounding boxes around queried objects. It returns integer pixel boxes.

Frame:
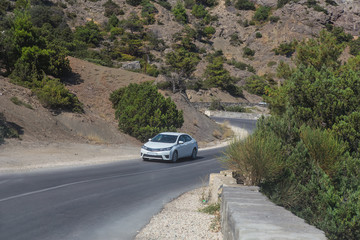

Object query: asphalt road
[0,118,257,240]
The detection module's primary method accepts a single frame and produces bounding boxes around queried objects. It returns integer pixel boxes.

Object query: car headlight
[142,145,149,150]
[160,147,173,151]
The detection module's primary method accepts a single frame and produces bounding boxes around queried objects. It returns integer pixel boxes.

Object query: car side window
[185,135,192,142]
[179,135,186,143]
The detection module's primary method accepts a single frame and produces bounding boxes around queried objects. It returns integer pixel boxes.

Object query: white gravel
[135,187,223,240]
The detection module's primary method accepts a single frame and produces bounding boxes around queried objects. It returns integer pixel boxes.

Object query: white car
[141,132,198,162]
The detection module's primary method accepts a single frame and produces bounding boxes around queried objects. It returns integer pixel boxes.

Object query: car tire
[191,148,197,159]
[172,151,178,163]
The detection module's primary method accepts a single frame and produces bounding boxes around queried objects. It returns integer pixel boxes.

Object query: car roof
[159,132,187,136]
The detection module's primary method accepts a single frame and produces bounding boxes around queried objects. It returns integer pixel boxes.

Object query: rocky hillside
[1,0,359,145]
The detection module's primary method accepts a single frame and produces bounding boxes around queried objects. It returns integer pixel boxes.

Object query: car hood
[144,142,176,149]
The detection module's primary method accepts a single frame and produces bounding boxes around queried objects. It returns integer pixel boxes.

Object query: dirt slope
[0,57,222,149]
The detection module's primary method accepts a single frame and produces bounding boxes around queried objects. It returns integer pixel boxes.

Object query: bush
[243,47,255,57]
[269,16,280,23]
[229,33,243,46]
[223,131,285,185]
[349,38,360,56]
[234,0,255,10]
[255,32,262,38]
[273,41,297,57]
[300,126,345,177]
[110,82,184,142]
[224,105,246,112]
[173,2,188,24]
[103,0,122,17]
[245,75,268,95]
[203,26,215,37]
[0,112,20,143]
[184,0,195,9]
[253,6,270,22]
[192,4,207,18]
[74,21,103,47]
[35,76,83,112]
[126,0,142,6]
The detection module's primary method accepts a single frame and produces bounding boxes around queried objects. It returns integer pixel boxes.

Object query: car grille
[143,154,163,159]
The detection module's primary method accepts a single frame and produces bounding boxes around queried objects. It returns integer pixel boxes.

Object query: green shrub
[0,113,19,143]
[300,126,345,177]
[157,0,172,10]
[223,131,285,185]
[35,77,83,112]
[141,1,158,18]
[172,2,188,24]
[184,0,195,9]
[196,0,217,7]
[253,6,270,22]
[349,38,360,56]
[103,0,122,17]
[110,82,184,142]
[74,21,103,47]
[203,56,233,90]
[229,33,243,46]
[224,105,246,112]
[269,16,280,23]
[209,99,224,111]
[126,0,142,6]
[267,61,276,67]
[245,75,269,95]
[277,0,292,8]
[227,58,255,73]
[255,32,262,38]
[243,47,255,57]
[203,26,216,37]
[10,97,33,109]
[234,0,255,10]
[273,41,297,57]
[192,4,207,18]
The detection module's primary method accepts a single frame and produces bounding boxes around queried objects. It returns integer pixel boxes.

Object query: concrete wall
[221,186,327,240]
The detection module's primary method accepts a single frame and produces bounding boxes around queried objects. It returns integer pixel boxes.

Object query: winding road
[0,118,257,240]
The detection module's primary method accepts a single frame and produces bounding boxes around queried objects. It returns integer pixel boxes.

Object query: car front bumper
[140,149,171,160]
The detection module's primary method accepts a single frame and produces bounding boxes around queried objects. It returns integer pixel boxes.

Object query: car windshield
[151,134,178,143]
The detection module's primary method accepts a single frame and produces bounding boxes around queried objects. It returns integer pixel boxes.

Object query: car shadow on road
[143,156,204,164]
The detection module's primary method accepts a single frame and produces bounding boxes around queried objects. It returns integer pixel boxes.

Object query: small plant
[243,47,255,57]
[230,33,243,46]
[199,203,220,214]
[269,16,280,23]
[267,61,277,67]
[255,32,262,38]
[10,97,33,109]
[224,105,246,112]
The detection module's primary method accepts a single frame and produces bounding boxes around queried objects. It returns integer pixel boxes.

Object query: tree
[110,82,184,142]
[296,30,344,70]
[165,48,200,92]
[203,56,232,89]
[74,21,103,47]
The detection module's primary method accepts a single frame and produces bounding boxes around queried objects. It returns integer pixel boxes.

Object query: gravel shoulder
[135,187,223,240]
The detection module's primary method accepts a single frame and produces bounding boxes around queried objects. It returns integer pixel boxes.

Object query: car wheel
[172,151,178,163]
[191,148,197,159]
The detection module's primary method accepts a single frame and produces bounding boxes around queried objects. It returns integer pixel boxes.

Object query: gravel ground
[135,187,223,240]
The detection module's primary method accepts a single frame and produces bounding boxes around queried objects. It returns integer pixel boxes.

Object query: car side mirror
[148,138,152,142]
[179,141,184,144]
